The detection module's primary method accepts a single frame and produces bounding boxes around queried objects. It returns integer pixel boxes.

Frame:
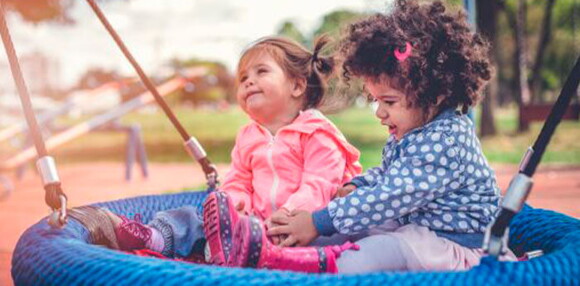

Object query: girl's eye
[257,68,268,74]
[239,75,248,83]
[382,100,395,105]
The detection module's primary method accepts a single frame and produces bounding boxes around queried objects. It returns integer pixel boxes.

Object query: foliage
[313,10,364,40]
[277,21,307,45]
[497,0,578,102]
[168,58,235,105]
[2,0,126,24]
[3,0,73,24]
[13,106,577,168]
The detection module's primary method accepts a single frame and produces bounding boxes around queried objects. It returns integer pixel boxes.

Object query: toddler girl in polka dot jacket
[219,0,516,274]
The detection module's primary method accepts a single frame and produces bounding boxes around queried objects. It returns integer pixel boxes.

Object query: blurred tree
[277,21,307,45]
[169,58,234,106]
[313,10,363,40]
[2,0,124,25]
[499,0,578,132]
[514,0,532,132]
[476,0,500,137]
[3,0,74,24]
[546,0,578,95]
[529,0,555,103]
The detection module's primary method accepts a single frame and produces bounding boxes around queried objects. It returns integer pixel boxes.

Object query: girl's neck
[260,110,301,134]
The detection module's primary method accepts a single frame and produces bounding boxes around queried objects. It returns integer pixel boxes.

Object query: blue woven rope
[12,191,580,285]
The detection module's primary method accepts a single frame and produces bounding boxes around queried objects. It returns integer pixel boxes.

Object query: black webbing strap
[85,0,218,187]
[0,0,67,212]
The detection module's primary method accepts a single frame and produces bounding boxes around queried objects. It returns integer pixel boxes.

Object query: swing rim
[11,190,580,285]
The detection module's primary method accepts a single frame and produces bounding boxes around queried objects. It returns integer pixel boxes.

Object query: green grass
[2,105,579,169]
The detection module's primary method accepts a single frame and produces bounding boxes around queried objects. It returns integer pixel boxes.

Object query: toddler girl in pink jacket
[109,36,362,264]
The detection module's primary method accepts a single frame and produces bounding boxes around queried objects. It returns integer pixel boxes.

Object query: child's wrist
[348,178,365,188]
[312,208,337,236]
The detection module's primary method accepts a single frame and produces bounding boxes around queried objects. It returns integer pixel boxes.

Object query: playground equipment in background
[519,102,580,126]
[0,67,209,199]
[1,81,141,183]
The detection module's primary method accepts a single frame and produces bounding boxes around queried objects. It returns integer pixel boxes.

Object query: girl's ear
[291,77,307,98]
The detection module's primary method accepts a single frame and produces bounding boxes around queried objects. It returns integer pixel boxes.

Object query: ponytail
[305,35,335,109]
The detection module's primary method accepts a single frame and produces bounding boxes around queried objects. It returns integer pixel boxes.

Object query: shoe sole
[229,216,262,268]
[203,192,235,265]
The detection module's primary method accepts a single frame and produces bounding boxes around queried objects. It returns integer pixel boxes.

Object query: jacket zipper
[267,135,280,213]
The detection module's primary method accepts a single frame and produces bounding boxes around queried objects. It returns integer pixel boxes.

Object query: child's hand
[336,184,357,198]
[235,201,248,215]
[265,209,290,245]
[267,210,318,247]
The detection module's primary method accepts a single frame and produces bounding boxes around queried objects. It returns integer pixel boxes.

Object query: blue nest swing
[3,0,580,284]
[10,191,580,285]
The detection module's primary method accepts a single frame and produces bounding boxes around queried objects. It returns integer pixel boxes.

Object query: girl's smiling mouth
[245,90,262,100]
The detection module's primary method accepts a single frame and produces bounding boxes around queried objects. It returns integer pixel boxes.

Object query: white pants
[336,223,516,274]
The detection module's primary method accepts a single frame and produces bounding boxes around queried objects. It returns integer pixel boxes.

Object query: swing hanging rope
[0,0,67,227]
[84,0,218,190]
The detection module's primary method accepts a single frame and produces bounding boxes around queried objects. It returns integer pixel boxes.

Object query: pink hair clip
[394,42,412,62]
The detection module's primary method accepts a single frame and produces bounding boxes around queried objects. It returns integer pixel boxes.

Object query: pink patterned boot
[203,191,241,265]
[114,214,164,252]
[228,216,359,273]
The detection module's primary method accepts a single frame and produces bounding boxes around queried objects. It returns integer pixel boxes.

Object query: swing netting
[11,191,580,285]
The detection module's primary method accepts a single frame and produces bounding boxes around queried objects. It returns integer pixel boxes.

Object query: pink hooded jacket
[220,109,362,220]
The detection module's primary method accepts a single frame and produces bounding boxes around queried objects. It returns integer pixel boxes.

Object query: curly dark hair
[340,0,492,114]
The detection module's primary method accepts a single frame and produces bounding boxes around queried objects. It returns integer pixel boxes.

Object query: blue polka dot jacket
[312,109,501,248]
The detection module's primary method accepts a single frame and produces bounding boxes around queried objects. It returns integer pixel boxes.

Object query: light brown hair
[237,36,335,109]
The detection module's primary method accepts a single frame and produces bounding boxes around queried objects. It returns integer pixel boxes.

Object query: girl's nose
[375,104,388,119]
[244,77,255,88]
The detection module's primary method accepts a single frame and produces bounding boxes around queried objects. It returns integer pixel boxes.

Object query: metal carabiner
[206,171,219,193]
[47,194,68,228]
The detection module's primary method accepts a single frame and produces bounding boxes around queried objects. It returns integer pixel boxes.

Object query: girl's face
[364,77,425,140]
[236,53,304,126]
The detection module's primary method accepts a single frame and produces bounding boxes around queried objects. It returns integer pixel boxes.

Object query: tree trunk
[505,7,521,105]
[476,0,499,137]
[529,0,555,103]
[513,0,531,132]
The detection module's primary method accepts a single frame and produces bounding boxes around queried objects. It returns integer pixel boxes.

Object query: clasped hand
[266,209,318,247]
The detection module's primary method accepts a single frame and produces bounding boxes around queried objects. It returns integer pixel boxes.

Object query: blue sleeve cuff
[349,177,366,188]
[312,208,337,236]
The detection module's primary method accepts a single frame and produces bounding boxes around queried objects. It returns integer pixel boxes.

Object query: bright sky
[3,0,388,88]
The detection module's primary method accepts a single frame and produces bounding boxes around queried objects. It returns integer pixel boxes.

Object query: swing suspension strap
[484,55,580,257]
[0,0,67,227]
[85,0,218,191]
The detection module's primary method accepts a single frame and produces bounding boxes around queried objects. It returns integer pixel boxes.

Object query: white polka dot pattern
[330,110,500,235]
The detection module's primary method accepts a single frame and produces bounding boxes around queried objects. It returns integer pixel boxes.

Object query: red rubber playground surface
[1,162,579,285]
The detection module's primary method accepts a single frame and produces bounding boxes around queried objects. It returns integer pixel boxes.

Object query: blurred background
[0,0,578,170]
[0,1,578,284]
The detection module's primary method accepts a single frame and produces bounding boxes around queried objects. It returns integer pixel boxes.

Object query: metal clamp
[483,173,533,257]
[184,137,207,161]
[518,147,534,173]
[36,156,60,186]
[47,194,68,228]
[483,224,510,257]
[502,173,533,213]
